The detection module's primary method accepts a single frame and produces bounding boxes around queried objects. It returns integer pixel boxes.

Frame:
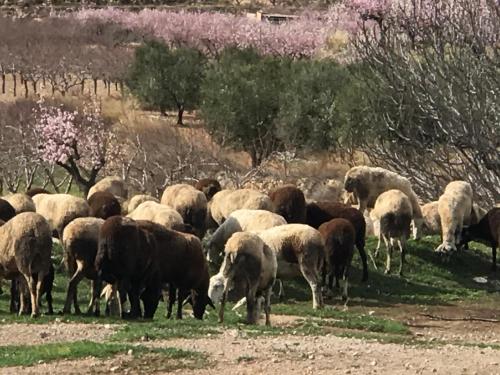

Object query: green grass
[0,341,201,368]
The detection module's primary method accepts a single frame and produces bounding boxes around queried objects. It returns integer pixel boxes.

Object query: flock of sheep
[0,166,498,326]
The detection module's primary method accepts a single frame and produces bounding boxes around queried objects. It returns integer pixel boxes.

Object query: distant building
[246,11,298,24]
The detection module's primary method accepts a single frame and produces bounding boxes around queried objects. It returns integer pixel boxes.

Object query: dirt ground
[4,310,500,375]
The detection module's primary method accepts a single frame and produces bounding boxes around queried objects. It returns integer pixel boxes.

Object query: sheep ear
[207,297,216,310]
[182,295,192,306]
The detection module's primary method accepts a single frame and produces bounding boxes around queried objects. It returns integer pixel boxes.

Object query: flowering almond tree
[34,100,115,196]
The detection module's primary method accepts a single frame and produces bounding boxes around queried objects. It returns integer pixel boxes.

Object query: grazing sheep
[161,184,208,239]
[471,203,488,224]
[435,181,473,253]
[343,166,423,239]
[268,185,306,224]
[257,224,325,309]
[87,176,128,200]
[208,189,274,227]
[127,194,159,214]
[33,194,90,239]
[25,187,51,197]
[207,209,286,264]
[62,217,105,315]
[421,201,441,236]
[195,178,222,201]
[11,263,54,315]
[306,201,368,282]
[218,232,277,325]
[0,212,52,317]
[3,194,36,214]
[95,216,161,319]
[318,218,356,301]
[127,201,183,230]
[0,199,16,222]
[88,191,122,220]
[460,208,500,270]
[137,221,214,319]
[370,190,413,275]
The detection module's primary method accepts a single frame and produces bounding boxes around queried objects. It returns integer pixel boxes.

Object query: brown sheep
[306,201,368,282]
[0,198,16,222]
[95,216,161,319]
[195,178,222,201]
[460,208,500,271]
[319,218,356,301]
[10,264,54,315]
[268,185,306,224]
[137,221,214,319]
[88,191,122,220]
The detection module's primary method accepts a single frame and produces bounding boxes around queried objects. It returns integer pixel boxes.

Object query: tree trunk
[94,78,98,95]
[1,73,5,94]
[24,79,28,98]
[177,105,184,126]
[12,73,16,97]
[115,81,118,91]
[32,80,37,94]
[81,79,85,94]
[107,80,111,96]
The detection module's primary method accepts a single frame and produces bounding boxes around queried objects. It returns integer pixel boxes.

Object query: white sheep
[208,189,274,227]
[435,181,473,253]
[421,201,441,236]
[370,189,413,275]
[207,209,286,264]
[127,194,159,214]
[62,217,105,315]
[3,193,35,214]
[344,166,423,239]
[127,201,183,230]
[161,183,207,238]
[218,232,277,325]
[87,176,128,200]
[256,224,325,309]
[0,212,52,317]
[32,194,90,239]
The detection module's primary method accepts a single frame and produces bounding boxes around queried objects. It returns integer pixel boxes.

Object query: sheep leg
[87,279,102,316]
[18,279,28,316]
[342,263,351,302]
[383,235,392,274]
[218,289,227,324]
[299,261,323,309]
[263,285,273,326]
[357,244,369,283]
[142,285,160,320]
[166,284,176,319]
[245,285,259,324]
[63,266,84,314]
[127,287,142,319]
[27,274,40,318]
[398,239,406,276]
[10,279,19,314]
[374,234,382,258]
[177,289,189,320]
[277,279,285,302]
[46,289,54,315]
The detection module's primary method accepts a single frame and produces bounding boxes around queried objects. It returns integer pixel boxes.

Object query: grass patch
[0,341,200,368]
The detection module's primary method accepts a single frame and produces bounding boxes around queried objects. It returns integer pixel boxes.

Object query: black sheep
[88,191,122,220]
[268,185,307,224]
[195,178,222,201]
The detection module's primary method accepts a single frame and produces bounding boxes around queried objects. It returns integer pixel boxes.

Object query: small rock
[308,355,314,360]
[110,366,120,372]
[432,369,437,373]
[370,361,377,366]
[127,349,133,356]
[368,311,375,316]
[104,324,112,330]
[39,332,49,339]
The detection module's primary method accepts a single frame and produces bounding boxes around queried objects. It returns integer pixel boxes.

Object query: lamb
[0,198,16,222]
[127,201,183,230]
[318,218,356,301]
[127,194,159,214]
[3,194,36,214]
[218,232,277,325]
[62,217,105,315]
[208,189,274,227]
[195,178,222,201]
[33,194,90,239]
[370,189,413,275]
[435,181,473,253]
[161,184,208,238]
[137,221,214,319]
[343,166,423,239]
[256,224,325,309]
[87,176,128,200]
[460,208,500,270]
[95,216,161,319]
[0,212,52,317]
[88,191,122,220]
[25,187,51,197]
[268,185,307,224]
[207,209,286,264]
[306,201,368,282]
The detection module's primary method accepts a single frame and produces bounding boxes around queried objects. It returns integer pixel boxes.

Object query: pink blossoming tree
[34,100,115,195]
